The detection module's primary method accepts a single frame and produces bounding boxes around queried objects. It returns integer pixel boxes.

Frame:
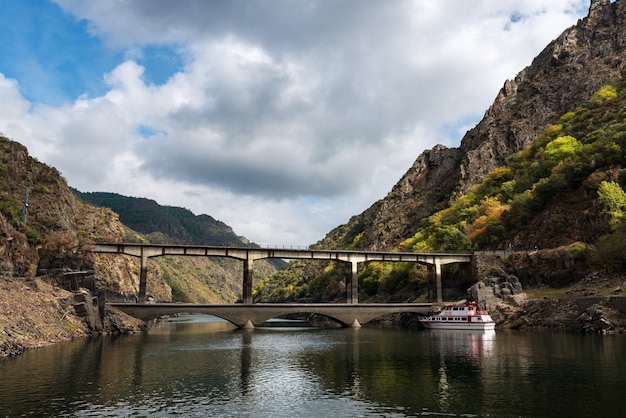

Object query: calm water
[1,315,625,417]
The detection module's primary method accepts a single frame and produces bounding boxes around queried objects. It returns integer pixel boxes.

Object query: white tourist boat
[419,302,496,331]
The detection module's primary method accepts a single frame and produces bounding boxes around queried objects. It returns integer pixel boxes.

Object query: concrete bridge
[90,243,472,304]
[108,302,435,328]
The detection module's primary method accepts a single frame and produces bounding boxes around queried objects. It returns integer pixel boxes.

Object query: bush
[590,84,618,105]
[0,195,21,224]
[596,227,626,270]
[506,190,537,225]
[597,181,626,229]
[617,169,626,189]
[432,225,472,252]
[567,242,589,260]
[25,229,42,246]
[543,135,580,164]
[360,274,379,296]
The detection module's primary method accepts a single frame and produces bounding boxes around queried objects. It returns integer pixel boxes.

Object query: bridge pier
[426,262,443,303]
[346,261,359,304]
[243,258,254,304]
[435,262,442,303]
[139,250,149,303]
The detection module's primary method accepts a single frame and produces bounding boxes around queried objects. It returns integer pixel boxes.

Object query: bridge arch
[109,303,433,329]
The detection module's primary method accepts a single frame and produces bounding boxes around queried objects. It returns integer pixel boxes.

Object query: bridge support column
[242,257,254,305]
[426,262,443,304]
[435,262,442,303]
[346,261,358,304]
[138,250,148,303]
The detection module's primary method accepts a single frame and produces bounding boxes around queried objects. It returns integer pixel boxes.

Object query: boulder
[575,304,618,334]
[468,270,527,310]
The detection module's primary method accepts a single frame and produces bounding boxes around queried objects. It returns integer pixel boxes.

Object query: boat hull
[419,321,495,331]
[419,302,496,331]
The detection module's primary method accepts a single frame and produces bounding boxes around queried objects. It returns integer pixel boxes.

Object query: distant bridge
[108,302,435,328]
[91,243,472,305]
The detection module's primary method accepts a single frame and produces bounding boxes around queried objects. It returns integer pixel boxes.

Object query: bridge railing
[257,243,314,250]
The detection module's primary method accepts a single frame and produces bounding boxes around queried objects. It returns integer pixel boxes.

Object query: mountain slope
[323,0,626,253]
[73,191,247,246]
[73,190,281,303]
[1,136,148,355]
[256,0,626,304]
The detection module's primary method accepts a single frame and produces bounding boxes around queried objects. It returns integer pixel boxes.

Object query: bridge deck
[92,243,472,264]
[92,243,473,304]
[109,302,436,328]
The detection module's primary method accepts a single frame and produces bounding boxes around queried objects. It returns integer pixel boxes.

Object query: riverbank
[493,272,626,334]
[0,277,144,357]
[3,272,626,357]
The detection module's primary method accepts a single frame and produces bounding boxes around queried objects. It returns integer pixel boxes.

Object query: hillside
[73,191,247,246]
[73,190,280,303]
[0,136,278,356]
[324,0,626,253]
[255,0,626,329]
[0,136,148,356]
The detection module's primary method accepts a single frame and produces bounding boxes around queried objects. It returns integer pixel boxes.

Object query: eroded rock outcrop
[320,0,626,253]
[459,0,626,193]
[0,136,162,356]
[468,270,527,311]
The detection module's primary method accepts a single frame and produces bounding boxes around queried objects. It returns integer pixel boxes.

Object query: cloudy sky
[0,0,590,246]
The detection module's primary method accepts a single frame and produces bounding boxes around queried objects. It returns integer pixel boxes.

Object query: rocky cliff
[324,0,626,252]
[0,136,150,356]
[0,135,275,356]
[258,0,626,331]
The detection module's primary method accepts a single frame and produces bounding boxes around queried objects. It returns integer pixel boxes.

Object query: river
[1,315,625,417]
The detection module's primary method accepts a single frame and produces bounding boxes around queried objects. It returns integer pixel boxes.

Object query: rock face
[468,271,526,311]
[321,0,626,252]
[460,0,626,193]
[323,144,461,250]
[0,136,156,356]
[499,296,626,334]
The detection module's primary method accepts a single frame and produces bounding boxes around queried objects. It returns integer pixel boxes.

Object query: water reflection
[427,330,495,413]
[429,329,496,359]
[1,316,625,417]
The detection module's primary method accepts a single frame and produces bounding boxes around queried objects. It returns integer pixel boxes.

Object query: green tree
[543,135,580,163]
[597,181,626,229]
[590,84,618,105]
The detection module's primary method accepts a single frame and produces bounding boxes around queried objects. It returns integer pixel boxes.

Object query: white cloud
[1,0,589,245]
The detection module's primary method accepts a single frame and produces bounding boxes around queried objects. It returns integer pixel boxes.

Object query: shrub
[432,225,472,252]
[567,242,589,260]
[617,169,626,188]
[506,190,537,225]
[590,84,618,105]
[597,181,626,229]
[543,135,580,164]
[25,229,42,246]
[0,195,21,224]
[360,274,379,296]
[596,226,626,270]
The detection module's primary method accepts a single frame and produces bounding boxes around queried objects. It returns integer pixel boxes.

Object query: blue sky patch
[0,0,122,105]
[137,124,167,139]
[136,44,186,86]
